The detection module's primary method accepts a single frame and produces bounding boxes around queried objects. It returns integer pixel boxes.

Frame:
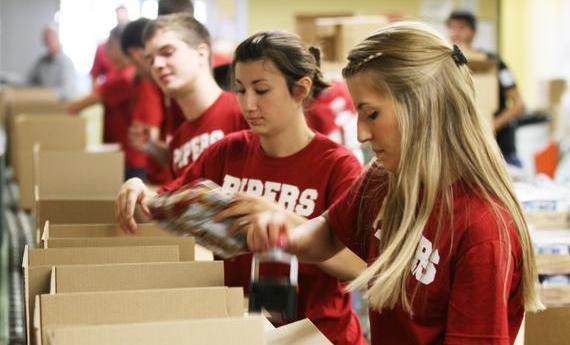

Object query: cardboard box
[34,287,244,345]
[525,306,570,345]
[34,194,118,245]
[44,237,196,261]
[44,317,331,345]
[41,222,214,261]
[45,317,266,345]
[536,254,570,275]
[526,211,570,229]
[22,245,180,345]
[49,261,224,293]
[33,148,124,198]
[467,58,499,123]
[14,115,87,209]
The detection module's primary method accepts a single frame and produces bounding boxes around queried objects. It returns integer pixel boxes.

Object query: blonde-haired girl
[248,21,541,345]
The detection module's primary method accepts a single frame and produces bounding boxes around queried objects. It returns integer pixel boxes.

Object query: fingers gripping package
[147,180,248,258]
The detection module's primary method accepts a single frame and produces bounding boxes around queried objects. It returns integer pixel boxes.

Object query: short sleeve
[326,152,363,206]
[444,209,523,345]
[326,173,367,258]
[498,58,516,90]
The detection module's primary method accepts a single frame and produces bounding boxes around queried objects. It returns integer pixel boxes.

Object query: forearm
[317,247,367,281]
[494,96,524,131]
[289,215,344,263]
[145,140,169,165]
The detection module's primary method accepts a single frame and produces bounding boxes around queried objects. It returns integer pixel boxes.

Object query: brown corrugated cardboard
[267,319,332,345]
[44,317,266,345]
[539,286,570,306]
[35,287,244,345]
[22,245,180,345]
[34,149,124,198]
[14,115,87,209]
[536,254,570,275]
[50,261,224,293]
[467,58,499,122]
[44,237,195,261]
[525,307,570,345]
[41,222,214,261]
[34,194,118,245]
[525,211,570,229]
[42,223,171,239]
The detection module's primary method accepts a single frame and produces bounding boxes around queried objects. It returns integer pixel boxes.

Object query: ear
[292,76,312,102]
[196,42,211,66]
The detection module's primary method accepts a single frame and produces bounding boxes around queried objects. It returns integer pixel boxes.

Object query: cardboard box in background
[525,307,570,345]
[34,194,118,245]
[14,115,87,209]
[50,261,224,293]
[35,287,244,345]
[45,317,266,345]
[44,237,196,262]
[467,58,499,123]
[41,222,214,261]
[268,319,332,345]
[21,245,180,345]
[33,148,124,198]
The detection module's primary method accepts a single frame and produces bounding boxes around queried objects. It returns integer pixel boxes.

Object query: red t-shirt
[305,82,363,162]
[167,91,248,177]
[131,77,171,184]
[327,164,525,345]
[162,131,367,345]
[99,64,145,168]
[90,43,116,84]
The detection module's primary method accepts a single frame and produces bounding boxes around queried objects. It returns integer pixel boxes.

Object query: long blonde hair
[342,21,541,313]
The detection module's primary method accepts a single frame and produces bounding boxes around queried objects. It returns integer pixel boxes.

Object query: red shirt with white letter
[327,164,525,345]
[162,131,367,345]
[167,91,248,177]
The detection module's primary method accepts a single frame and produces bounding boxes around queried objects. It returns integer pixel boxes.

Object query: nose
[357,118,372,143]
[243,90,257,112]
[152,55,166,71]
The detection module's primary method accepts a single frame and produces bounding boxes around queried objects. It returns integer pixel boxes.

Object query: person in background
[66,26,142,180]
[158,0,194,15]
[116,30,369,345]
[28,25,78,100]
[90,5,130,89]
[447,10,525,167]
[121,18,172,185]
[306,80,364,163]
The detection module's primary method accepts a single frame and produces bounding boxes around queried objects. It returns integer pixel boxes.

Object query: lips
[158,73,173,83]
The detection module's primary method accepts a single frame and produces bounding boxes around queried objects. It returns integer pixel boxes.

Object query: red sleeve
[99,66,136,107]
[326,172,367,258]
[132,79,163,127]
[326,151,362,206]
[444,211,523,345]
[90,44,111,79]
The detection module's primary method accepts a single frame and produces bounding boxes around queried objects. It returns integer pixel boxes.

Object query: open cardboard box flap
[50,261,224,294]
[44,236,195,262]
[35,287,244,345]
[22,245,180,345]
[43,317,330,345]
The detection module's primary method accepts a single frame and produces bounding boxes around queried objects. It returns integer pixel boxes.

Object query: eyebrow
[234,79,268,85]
[356,103,369,111]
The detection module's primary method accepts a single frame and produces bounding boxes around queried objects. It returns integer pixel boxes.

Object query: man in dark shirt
[447,10,525,167]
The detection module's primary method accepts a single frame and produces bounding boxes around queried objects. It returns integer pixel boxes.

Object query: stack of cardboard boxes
[6,87,331,344]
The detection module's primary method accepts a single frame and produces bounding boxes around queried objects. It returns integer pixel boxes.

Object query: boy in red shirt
[140,14,248,178]
[247,23,543,345]
[117,31,368,345]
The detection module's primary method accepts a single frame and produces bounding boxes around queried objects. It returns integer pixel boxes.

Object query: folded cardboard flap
[45,237,195,261]
[45,317,266,345]
[50,261,224,293]
[37,287,244,345]
[22,245,180,345]
[42,223,171,239]
[525,306,570,345]
[12,114,86,185]
[267,319,332,345]
[539,286,570,307]
[41,222,214,261]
